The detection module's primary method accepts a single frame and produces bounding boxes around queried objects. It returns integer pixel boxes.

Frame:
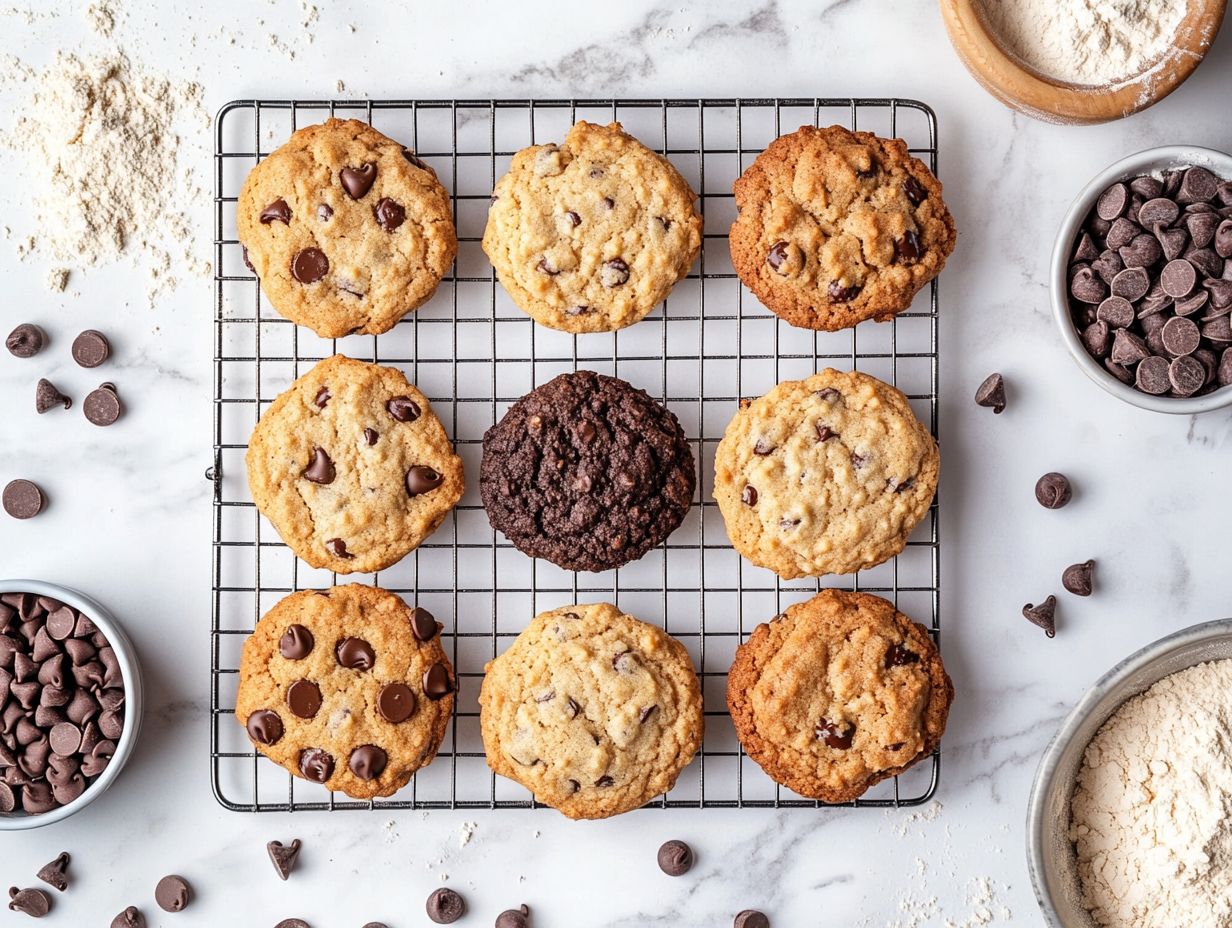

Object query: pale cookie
[237,118,457,338]
[713,369,938,579]
[482,121,702,333]
[236,585,456,800]
[727,589,952,803]
[246,355,464,574]
[730,125,956,331]
[479,603,703,819]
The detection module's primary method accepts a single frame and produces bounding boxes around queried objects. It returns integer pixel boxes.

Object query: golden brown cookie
[713,369,938,579]
[730,125,956,331]
[246,355,464,575]
[478,603,703,819]
[236,585,456,800]
[482,121,702,333]
[237,118,457,338]
[727,589,952,802]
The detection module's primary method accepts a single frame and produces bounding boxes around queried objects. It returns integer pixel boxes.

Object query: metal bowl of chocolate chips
[1052,146,1232,414]
[0,579,143,830]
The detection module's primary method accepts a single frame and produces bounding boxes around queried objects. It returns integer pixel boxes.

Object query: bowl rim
[0,578,144,830]
[1050,145,1232,415]
[1025,617,1232,926]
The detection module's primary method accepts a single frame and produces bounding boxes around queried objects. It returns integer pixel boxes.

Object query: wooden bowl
[940,0,1227,125]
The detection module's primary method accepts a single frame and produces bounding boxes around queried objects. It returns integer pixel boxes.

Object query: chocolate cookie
[713,369,938,579]
[483,121,702,333]
[246,355,464,575]
[728,589,952,802]
[478,603,703,819]
[480,370,695,572]
[236,585,455,800]
[730,125,956,331]
[237,118,457,338]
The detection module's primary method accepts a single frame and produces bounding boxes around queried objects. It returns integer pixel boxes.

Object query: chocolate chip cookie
[237,118,457,338]
[483,121,702,333]
[236,585,455,800]
[714,369,938,579]
[478,602,703,819]
[480,370,695,572]
[730,125,956,331]
[247,355,464,574]
[727,589,952,802]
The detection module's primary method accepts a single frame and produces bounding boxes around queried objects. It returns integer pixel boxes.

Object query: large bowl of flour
[1027,619,1232,927]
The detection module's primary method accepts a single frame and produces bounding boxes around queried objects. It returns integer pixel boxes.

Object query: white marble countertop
[1,1,1231,925]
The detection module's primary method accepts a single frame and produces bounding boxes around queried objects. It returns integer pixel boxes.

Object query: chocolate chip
[291,248,329,283]
[1081,320,1110,358]
[600,258,630,287]
[8,887,50,918]
[1096,297,1135,329]
[154,875,191,913]
[335,637,375,671]
[602,196,615,209]
[110,907,144,928]
[273,921,310,928]
[885,644,920,668]
[1217,220,1232,259]
[1062,560,1095,597]
[325,538,353,559]
[298,748,334,782]
[317,204,333,222]
[734,912,770,928]
[1131,176,1164,199]
[1138,197,1179,227]
[406,465,444,496]
[83,383,122,426]
[1091,249,1124,284]
[657,839,694,876]
[339,163,377,199]
[49,721,81,755]
[302,447,335,484]
[1156,224,1189,261]
[377,683,416,723]
[374,197,406,232]
[71,330,110,368]
[286,680,322,719]
[423,662,452,699]
[767,240,790,272]
[35,379,71,414]
[348,744,387,780]
[895,229,922,263]
[1105,217,1139,250]
[6,323,45,358]
[741,484,758,506]
[816,718,854,749]
[1136,355,1172,394]
[402,148,429,170]
[1162,316,1201,356]
[363,427,379,446]
[267,839,302,881]
[1069,266,1107,304]
[1035,473,1072,509]
[565,305,589,316]
[1110,266,1150,302]
[827,280,860,302]
[904,176,927,206]
[1110,328,1149,366]
[279,624,314,660]
[246,710,283,745]
[1120,233,1162,268]
[313,386,331,409]
[1073,231,1100,263]
[410,607,438,641]
[1023,596,1057,638]
[3,480,44,520]
[35,854,69,893]
[260,198,292,224]
[1187,211,1220,248]
[1177,289,1210,317]
[426,887,466,924]
[1160,258,1197,298]
[387,396,421,421]
[1170,354,1207,396]
[496,904,531,928]
[1179,165,1219,204]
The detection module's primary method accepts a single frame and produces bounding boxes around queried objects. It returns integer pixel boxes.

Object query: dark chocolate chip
[1035,473,1072,509]
[83,383,122,426]
[325,538,354,559]
[35,379,71,414]
[267,839,302,881]
[279,624,314,660]
[904,176,927,206]
[1104,217,1140,250]
[566,210,581,227]
[885,644,920,668]
[1096,297,1135,329]
[734,912,770,928]
[260,198,292,224]
[816,718,854,749]
[1161,259,1197,299]
[1176,289,1210,317]
[35,854,69,893]
[766,240,790,273]
[286,680,322,719]
[348,744,387,780]
[298,748,334,783]
[1156,224,1189,261]
[1023,596,1057,638]
[1131,176,1164,199]
[377,683,416,723]
[1170,355,1206,396]
[1120,233,1162,268]
[6,324,45,358]
[1110,328,1149,366]
[601,258,630,287]
[1187,211,1220,248]
[246,710,283,745]
[423,662,452,699]
[302,447,335,484]
[1062,560,1095,597]
[403,149,429,170]
[1162,316,1201,357]
[317,204,333,222]
[374,197,406,232]
[1096,182,1129,221]
[1069,266,1107,304]
[1179,166,1219,204]
[3,480,44,520]
[8,887,51,918]
[1217,220,1232,259]
[496,904,531,928]
[741,484,758,506]
[895,229,922,264]
[426,887,466,924]
[827,280,860,302]
[313,386,330,408]
[364,427,379,445]
[291,248,329,284]
[154,875,191,913]
[335,637,375,671]
[410,607,438,641]
[1081,320,1110,359]
[657,839,694,876]
[1072,232,1100,263]
[273,921,309,928]
[110,907,144,928]
[1110,266,1150,302]
[406,465,444,496]
[387,396,421,421]
[339,163,377,199]
[1138,197,1179,227]
[71,330,110,368]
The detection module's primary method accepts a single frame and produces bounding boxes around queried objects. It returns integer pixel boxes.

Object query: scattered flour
[86,0,116,37]
[977,0,1189,86]
[458,821,477,848]
[1070,660,1232,928]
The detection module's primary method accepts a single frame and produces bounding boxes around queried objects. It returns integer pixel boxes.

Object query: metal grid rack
[211,98,942,812]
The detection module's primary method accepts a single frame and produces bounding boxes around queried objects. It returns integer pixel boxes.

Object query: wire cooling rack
[211,98,942,812]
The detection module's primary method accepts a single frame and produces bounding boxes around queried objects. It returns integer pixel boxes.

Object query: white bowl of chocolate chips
[1052,145,1232,414]
[0,579,143,829]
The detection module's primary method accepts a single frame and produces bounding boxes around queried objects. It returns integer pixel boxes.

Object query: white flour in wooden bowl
[1069,659,1232,928]
[977,0,1189,86]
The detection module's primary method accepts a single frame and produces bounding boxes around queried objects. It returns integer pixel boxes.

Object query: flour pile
[1069,660,1232,928]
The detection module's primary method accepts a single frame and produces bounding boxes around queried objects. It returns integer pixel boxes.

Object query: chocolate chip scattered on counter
[267,839,302,881]
[734,910,770,928]
[657,839,694,876]
[1063,560,1096,596]
[35,853,70,892]
[155,875,192,912]
[110,909,144,928]
[426,887,466,924]
[1035,472,1072,509]
[7,887,51,918]
[83,382,122,426]
[974,373,1006,413]
[495,903,531,928]
[35,379,71,414]
[1023,596,1058,638]
[274,920,311,928]
[71,330,110,368]
[361,923,390,928]
[6,323,46,358]
[3,479,45,519]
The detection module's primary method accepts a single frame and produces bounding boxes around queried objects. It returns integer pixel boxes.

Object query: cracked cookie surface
[727,589,952,803]
[246,355,464,574]
[713,369,938,579]
[482,121,702,333]
[236,585,456,800]
[730,124,956,331]
[480,369,696,573]
[237,118,457,338]
[479,602,703,819]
